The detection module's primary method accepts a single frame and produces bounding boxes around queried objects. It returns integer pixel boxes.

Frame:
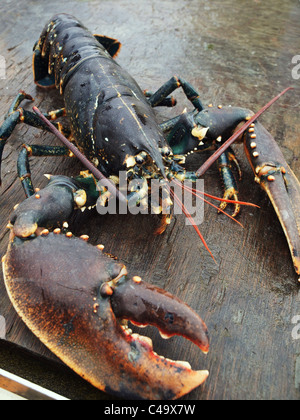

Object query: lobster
[0,13,299,400]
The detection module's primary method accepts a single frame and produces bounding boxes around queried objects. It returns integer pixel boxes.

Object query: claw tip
[199,370,209,384]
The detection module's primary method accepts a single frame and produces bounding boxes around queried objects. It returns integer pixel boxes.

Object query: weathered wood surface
[0,0,300,400]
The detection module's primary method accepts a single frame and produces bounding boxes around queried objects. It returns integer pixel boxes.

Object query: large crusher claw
[2,231,209,400]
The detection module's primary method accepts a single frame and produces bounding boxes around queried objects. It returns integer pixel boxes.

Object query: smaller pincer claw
[9,175,81,238]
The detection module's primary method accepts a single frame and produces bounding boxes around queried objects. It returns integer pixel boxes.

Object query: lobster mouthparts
[2,232,209,400]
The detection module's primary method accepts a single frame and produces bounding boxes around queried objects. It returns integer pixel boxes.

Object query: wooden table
[0,0,299,400]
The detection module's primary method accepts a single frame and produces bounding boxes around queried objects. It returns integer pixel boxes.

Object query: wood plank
[0,0,299,400]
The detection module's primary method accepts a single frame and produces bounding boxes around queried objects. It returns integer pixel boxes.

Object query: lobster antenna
[173,178,259,208]
[166,182,216,262]
[196,87,293,177]
[33,106,127,204]
[194,189,259,207]
[172,179,244,227]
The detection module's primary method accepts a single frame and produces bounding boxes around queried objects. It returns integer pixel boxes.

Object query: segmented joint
[22,144,33,157]
[17,108,25,122]
[100,283,114,298]
[19,173,31,182]
[174,76,181,88]
[102,266,129,296]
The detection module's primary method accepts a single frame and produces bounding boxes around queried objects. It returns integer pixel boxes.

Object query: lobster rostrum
[0,13,300,400]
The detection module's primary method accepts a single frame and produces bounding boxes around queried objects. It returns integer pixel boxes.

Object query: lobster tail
[33,46,56,88]
[33,14,85,89]
[33,14,122,92]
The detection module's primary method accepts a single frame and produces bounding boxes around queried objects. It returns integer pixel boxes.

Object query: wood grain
[0,0,299,400]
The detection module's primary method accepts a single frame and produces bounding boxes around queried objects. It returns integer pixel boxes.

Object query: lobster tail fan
[93,35,122,58]
[32,46,56,88]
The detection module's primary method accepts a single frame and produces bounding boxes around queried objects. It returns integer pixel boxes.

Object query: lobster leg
[4,91,34,118]
[143,90,177,108]
[147,76,204,111]
[0,111,21,183]
[217,148,241,217]
[17,144,70,197]
[0,92,32,183]
[0,91,69,184]
[160,114,185,134]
